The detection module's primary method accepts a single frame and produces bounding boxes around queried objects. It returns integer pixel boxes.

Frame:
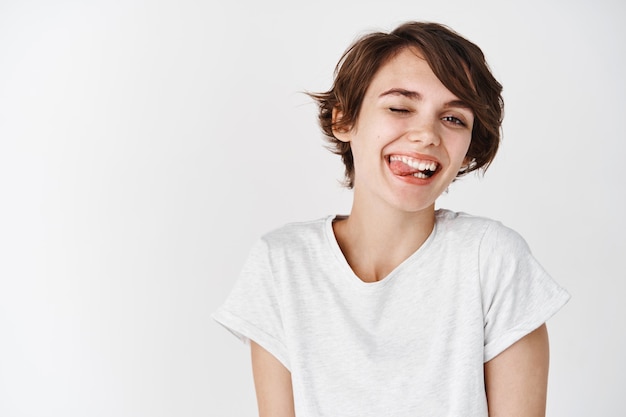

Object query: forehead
[365,47,454,98]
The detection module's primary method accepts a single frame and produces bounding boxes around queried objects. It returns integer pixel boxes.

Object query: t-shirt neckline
[323,214,439,288]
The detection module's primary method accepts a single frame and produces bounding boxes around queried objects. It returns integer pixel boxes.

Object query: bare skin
[484,324,550,416]
[331,204,434,282]
[251,341,295,417]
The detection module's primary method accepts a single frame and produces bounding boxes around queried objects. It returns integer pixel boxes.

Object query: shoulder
[233,216,333,293]
[435,209,510,240]
[259,216,333,255]
[435,208,496,231]
[435,209,530,255]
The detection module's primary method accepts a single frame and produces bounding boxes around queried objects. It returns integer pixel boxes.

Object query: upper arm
[250,341,295,417]
[484,324,550,417]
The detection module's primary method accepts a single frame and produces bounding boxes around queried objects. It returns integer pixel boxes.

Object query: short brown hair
[309,22,504,188]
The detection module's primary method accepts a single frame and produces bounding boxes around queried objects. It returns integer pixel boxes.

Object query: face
[334,47,474,215]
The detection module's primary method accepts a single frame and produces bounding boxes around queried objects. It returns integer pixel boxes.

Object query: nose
[407,116,441,146]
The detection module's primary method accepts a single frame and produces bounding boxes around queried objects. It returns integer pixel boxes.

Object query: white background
[0,0,624,416]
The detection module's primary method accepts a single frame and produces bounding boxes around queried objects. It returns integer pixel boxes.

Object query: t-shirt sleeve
[479,222,570,362]
[212,238,290,370]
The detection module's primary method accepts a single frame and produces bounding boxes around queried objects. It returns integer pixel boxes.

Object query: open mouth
[388,155,439,179]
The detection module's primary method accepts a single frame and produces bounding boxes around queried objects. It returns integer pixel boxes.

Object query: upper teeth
[390,155,438,172]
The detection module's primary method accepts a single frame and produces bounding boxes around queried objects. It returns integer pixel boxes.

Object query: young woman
[213,21,569,417]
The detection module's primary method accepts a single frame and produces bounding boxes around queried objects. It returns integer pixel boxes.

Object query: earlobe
[460,157,477,173]
[332,107,351,143]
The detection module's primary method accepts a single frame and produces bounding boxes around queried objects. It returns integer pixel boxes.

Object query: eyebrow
[379,88,422,100]
[379,88,472,110]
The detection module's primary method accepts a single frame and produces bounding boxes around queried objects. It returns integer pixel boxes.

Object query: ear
[460,156,476,172]
[332,106,351,143]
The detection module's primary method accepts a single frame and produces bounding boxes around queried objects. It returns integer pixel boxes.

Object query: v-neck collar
[323,214,439,288]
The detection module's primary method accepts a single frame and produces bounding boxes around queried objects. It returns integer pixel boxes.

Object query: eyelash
[441,116,466,126]
[389,107,410,113]
[389,108,466,127]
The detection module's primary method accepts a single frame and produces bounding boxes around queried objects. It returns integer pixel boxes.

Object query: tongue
[389,160,419,176]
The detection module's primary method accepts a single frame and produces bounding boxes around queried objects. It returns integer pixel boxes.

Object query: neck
[333,197,436,283]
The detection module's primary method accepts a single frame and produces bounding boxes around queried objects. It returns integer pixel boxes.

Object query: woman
[213,21,569,417]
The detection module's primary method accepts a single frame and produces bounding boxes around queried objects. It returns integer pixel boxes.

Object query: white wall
[0,0,624,415]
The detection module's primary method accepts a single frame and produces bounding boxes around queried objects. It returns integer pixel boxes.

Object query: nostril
[407,130,440,145]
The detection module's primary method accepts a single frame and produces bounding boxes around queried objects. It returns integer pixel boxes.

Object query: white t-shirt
[213,210,570,417]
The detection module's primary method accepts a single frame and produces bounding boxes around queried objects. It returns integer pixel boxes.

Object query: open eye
[441,115,466,126]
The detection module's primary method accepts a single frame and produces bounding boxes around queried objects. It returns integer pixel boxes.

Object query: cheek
[451,135,472,163]
[462,139,472,159]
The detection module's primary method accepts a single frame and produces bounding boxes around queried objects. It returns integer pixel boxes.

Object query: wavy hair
[309,22,504,188]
